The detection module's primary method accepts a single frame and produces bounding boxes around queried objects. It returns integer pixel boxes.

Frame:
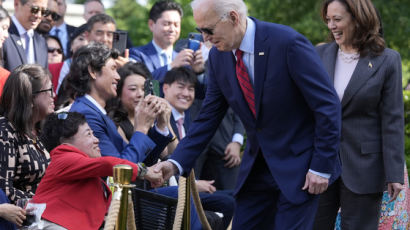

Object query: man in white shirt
[2,0,48,70]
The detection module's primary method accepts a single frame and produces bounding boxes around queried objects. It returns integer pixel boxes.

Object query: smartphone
[112,31,128,55]
[188,39,200,51]
[188,32,203,42]
[144,78,160,97]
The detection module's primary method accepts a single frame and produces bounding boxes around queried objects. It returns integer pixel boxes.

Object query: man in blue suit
[154,0,342,229]
[129,1,205,83]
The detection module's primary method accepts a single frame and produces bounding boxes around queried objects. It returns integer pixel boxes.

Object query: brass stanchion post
[113,164,133,230]
[183,170,191,230]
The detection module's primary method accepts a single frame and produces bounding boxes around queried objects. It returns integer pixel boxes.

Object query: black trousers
[313,178,383,230]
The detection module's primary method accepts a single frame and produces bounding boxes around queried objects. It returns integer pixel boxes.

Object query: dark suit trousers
[232,153,319,230]
[196,148,240,190]
[313,178,383,230]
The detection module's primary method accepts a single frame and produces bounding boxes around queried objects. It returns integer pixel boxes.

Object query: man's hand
[153,161,178,182]
[115,49,130,67]
[223,142,241,168]
[171,49,194,69]
[0,203,26,226]
[302,171,329,195]
[145,166,164,188]
[387,182,404,202]
[196,180,216,193]
[191,49,205,74]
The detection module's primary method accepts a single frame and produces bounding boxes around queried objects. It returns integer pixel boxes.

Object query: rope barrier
[104,188,122,230]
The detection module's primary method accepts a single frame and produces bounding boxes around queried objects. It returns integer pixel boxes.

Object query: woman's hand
[0,203,26,226]
[133,95,162,134]
[156,98,172,132]
[144,166,164,188]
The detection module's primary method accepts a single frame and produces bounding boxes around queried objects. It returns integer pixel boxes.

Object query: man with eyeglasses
[36,0,61,35]
[129,1,205,87]
[49,0,76,58]
[153,0,342,229]
[2,0,48,71]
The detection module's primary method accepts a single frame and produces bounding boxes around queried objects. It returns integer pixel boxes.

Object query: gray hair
[191,0,247,20]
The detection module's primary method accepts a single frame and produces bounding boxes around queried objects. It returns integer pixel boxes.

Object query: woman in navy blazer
[313,0,405,229]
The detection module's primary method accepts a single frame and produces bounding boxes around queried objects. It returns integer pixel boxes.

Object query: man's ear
[88,66,97,80]
[229,11,240,25]
[84,31,90,42]
[14,0,20,9]
[148,19,155,32]
[162,83,169,96]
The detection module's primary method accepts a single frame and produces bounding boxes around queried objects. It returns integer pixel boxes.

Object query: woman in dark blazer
[313,0,405,229]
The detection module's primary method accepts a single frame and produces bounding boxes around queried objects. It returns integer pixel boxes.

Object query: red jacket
[32,144,138,230]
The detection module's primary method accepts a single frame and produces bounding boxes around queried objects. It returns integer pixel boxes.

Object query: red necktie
[235,49,256,117]
[176,118,184,139]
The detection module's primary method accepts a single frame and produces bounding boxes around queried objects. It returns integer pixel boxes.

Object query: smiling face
[163,80,195,114]
[193,6,242,52]
[37,0,59,33]
[0,17,10,48]
[120,74,145,115]
[14,0,48,30]
[326,1,355,52]
[149,10,181,49]
[90,58,120,102]
[67,123,101,158]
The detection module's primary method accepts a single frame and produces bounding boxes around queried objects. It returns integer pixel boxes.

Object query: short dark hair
[84,0,104,8]
[149,0,183,22]
[163,67,197,86]
[41,112,87,152]
[86,13,116,32]
[67,43,119,96]
[0,64,51,135]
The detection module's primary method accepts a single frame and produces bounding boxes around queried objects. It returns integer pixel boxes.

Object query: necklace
[338,48,359,63]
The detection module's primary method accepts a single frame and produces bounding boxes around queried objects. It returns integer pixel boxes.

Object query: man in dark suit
[49,0,76,57]
[2,0,48,71]
[129,1,205,83]
[154,0,342,229]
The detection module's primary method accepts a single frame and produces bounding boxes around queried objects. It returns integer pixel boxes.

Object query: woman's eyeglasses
[33,87,54,98]
[57,112,68,120]
[43,10,62,21]
[48,48,63,54]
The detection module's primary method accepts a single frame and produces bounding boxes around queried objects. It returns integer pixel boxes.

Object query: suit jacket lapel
[322,42,338,84]
[341,54,386,108]
[9,22,27,63]
[253,19,269,119]
[145,42,162,70]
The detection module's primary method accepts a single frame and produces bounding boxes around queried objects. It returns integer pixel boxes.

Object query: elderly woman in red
[32,112,163,230]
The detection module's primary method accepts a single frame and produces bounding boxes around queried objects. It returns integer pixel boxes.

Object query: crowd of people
[0,0,407,229]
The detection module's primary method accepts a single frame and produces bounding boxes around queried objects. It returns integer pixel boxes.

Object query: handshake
[143,161,178,188]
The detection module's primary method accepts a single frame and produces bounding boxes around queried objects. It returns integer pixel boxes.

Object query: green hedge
[403,90,410,168]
